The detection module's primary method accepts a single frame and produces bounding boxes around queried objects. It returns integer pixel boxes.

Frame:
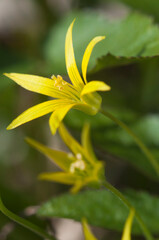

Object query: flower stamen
[54,75,67,91]
[70,159,85,173]
[76,153,82,160]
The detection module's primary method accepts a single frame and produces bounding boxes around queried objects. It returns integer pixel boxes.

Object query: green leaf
[101,144,159,180]
[38,189,159,234]
[44,11,159,74]
[114,0,159,22]
[99,114,159,146]
[95,114,159,180]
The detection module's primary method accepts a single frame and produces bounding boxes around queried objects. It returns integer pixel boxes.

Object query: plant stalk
[100,108,159,176]
[103,181,154,240]
[0,195,56,240]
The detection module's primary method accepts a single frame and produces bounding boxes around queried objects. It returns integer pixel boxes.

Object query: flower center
[70,159,85,173]
[52,75,67,90]
[70,153,85,173]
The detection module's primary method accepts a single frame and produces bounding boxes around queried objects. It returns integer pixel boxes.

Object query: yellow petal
[49,104,76,135]
[82,36,105,84]
[121,209,135,240]
[82,218,98,240]
[65,20,84,90]
[58,122,86,157]
[7,99,66,130]
[26,137,76,171]
[4,73,68,99]
[39,172,78,185]
[70,181,86,194]
[81,81,111,97]
[81,123,97,163]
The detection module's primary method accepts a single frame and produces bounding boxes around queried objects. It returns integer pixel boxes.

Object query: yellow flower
[4,19,110,134]
[26,123,105,193]
[82,209,135,240]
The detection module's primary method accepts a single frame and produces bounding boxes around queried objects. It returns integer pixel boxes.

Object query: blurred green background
[1,0,159,239]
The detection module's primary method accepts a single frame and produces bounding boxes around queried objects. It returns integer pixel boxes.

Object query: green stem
[0,195,56,240]
[100,108,159,176]
[103,181,154,240]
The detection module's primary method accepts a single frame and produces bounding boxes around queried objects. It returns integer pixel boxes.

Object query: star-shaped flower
[26,123,105,193]
[5,19,110,134]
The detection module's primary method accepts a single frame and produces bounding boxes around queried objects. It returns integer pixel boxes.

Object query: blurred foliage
[44,11,159,74]
[114,0,159,22]
[0,0,159,239]
[38,189,159,234]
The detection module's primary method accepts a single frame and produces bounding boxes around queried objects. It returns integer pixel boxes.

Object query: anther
[76,153,82,160]
[62,81,67,85]
[70,159,85,173]
[51,75,56,80]
[57,75,63,80]
[53,75,67,90]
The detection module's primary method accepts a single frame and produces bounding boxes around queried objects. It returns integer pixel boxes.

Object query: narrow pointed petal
[26,137,75,171]
[49,104,76,135]
[39,172,78,185]
[70,181,85,194]
[4,73,67,99]
[58,123,86,157]
[82,36,105,84]
[81,81,111,97]
[7,99,65,130]
[82,219,98,240]
[121,209,135,240]
[65,20,84,90]
[81,123,97,163]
